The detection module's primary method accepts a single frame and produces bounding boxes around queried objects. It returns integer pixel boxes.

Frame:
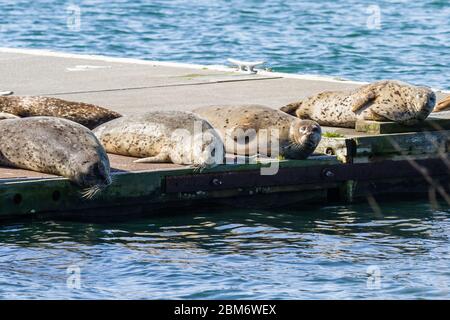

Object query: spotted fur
[280,80,436,128]
[0,117,111,191]
[93,111,225,168]
[0,96,121,129]
[194,105,321,159]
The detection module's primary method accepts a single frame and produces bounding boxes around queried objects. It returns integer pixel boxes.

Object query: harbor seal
[0,96,122,129]
[0,116,112,198]
[193,105,321,159]
[280,80,436,128]
[435,95,450,112]
[93,111,225,169]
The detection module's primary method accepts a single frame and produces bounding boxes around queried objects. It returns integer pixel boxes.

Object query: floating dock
[0,48,449,221]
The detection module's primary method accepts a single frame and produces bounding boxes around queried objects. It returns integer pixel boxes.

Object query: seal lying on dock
[434,95,450,112]
[280,80,436,128]
[93,111,225,170]
[0,116,112,198]
[193,105,321,159]
[0,96,122,129]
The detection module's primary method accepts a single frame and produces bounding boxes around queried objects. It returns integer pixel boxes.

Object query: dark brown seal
[0,96,122,129]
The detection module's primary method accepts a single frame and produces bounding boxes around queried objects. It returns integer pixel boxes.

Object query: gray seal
[281,80,436,128]
[193,104,321,159]
[0,116,112,198]
[93,110,225,170]
[0,96,122,129]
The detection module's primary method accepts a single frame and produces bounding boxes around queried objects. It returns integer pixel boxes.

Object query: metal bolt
[324,170,335,178]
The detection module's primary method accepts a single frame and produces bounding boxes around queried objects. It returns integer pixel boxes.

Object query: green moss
[178,73,205,79]
[322,131,345,138]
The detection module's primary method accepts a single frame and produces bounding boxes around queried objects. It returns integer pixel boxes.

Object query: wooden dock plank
[355,117,450,134]
[0,156,338,220]
[317,130,450,163]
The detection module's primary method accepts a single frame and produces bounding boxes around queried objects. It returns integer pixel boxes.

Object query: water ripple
[0,0,449,89]
[0,200,449,299]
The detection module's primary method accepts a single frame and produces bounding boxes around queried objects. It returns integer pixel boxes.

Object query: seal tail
[435,96,450,112]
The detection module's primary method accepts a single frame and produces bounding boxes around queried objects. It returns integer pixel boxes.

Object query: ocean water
[0,200,449,299]
[0,0,449,300]
[0,0,449,89]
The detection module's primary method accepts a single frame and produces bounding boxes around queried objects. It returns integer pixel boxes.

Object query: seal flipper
[435,96,450,112]
[0,112,20,120]
[350,89,377,112]
[133,152,170,163]
[367,100,421,124]
[280,101,302,116]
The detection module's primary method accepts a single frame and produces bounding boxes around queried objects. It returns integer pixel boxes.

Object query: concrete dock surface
[3,47,448,114]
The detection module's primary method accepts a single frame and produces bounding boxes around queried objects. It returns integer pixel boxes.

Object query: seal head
[283,119,322,159]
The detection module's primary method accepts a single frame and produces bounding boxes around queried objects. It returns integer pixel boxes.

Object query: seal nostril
[13,194,22,205]
[52,190,61,201]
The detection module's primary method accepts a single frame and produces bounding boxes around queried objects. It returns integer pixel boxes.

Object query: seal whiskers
[81,185,102,199]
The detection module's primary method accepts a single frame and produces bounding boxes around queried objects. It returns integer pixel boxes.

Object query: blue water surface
[0,201,449,299]
[0,0,449,89]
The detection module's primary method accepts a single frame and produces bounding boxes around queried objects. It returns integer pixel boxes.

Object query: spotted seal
[280,80,436,128]
[193,105,321,159]
[0,96,122,129]
[93,111,224,169]
[0,116,112,198]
